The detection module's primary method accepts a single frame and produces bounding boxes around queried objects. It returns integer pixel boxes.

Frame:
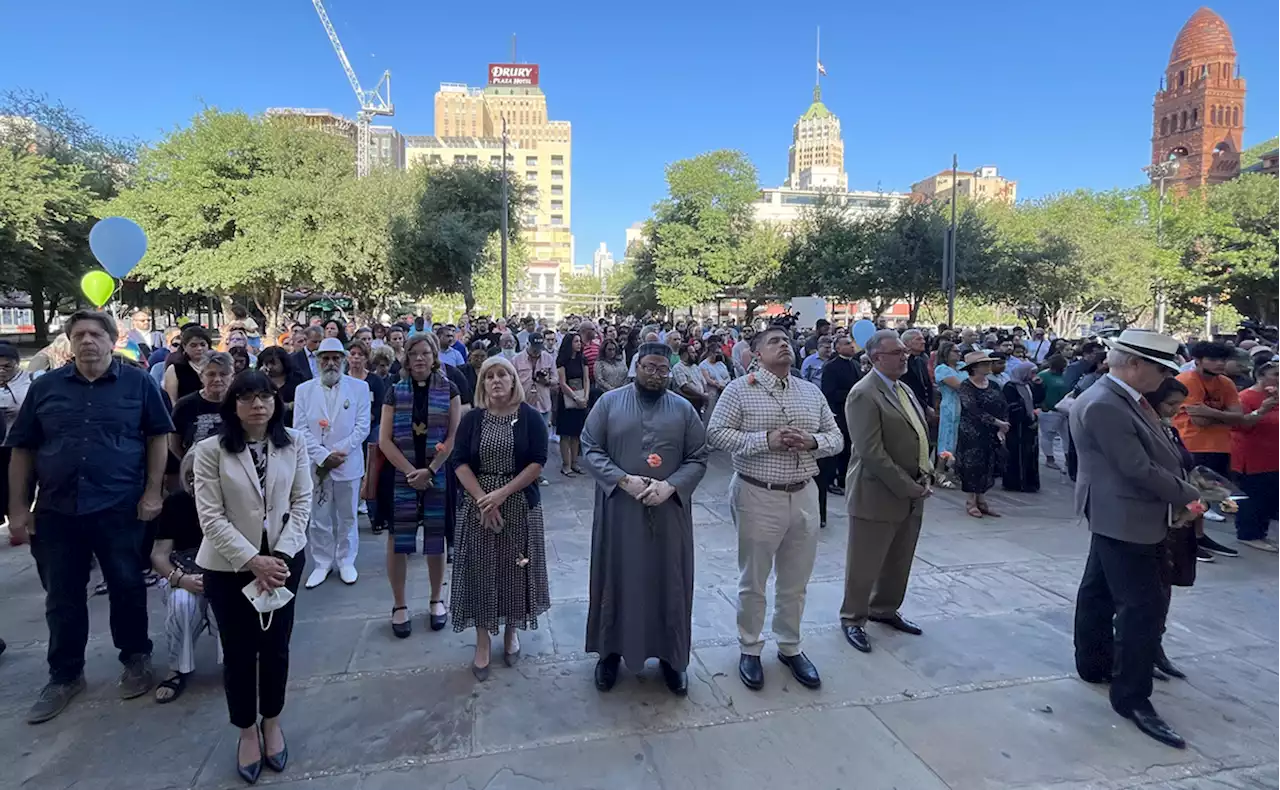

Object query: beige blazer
[844,371,930,522]
[193,428,312,573]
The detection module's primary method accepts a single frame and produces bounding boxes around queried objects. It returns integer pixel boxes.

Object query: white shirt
[1023,337,1052,362]
[1106,373,1143,402]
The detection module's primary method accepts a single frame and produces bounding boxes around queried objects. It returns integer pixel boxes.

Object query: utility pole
[500,114,509,318]
[1144,159,1180,333]
[945,154,959,328]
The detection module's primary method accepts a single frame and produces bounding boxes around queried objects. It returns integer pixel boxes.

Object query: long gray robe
[581,386,709,671]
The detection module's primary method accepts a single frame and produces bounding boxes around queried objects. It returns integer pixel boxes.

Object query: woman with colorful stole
[378,333,461,637]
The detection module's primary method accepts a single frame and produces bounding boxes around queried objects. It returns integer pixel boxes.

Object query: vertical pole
[500,115,509,318]
[947,153,958,328]
[1155,176,1167,333]
[815,26,820,87]
[1204,294,1213,338]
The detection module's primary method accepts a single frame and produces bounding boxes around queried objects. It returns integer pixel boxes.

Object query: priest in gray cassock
[581,342,709,696]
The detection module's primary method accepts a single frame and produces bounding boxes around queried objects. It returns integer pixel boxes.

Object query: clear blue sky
[2,1,1276,270]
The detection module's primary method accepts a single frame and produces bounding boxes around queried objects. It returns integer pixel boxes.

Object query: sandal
[429,600,448,632]
[571,465,585,475]
[154,672,188,704]
[977,502,1002,518]
[966,503,984,518]
[391,605,412,639]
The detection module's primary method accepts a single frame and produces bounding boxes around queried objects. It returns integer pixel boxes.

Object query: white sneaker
[549,433,560,443]
[1204,509,1226,522]
[1238,539,1279,553]
[304,567,330,589]
[339,565,359,584]
[357,501,368,515]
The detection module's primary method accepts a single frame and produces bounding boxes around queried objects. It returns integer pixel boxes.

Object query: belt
[738,473,809,493]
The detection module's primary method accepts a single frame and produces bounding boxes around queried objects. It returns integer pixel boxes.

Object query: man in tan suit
[840,329,932,653]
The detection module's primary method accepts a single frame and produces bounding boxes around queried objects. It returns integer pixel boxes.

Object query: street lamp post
[500,115,509,318]
[944,153,958,328]
[1144,159,1180,333]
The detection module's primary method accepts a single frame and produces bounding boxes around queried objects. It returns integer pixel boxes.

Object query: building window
[550,200,563,210]
[550,184,563,195]
[551,155,564,165]
[1232,106,1239,126]
[523,214,537,226]
[1180,111,1187,130]
[1160,117,1169,136]
[490,155,501,165]
[1191,108,1198,126]
[550,215,563,226]
[551,170,563,182]
[526,156,537,166]
[525,170,537,181]
[1177,70,1185,88]
[454,155,466,163]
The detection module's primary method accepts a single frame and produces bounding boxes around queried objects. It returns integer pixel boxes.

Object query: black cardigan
[451,402,548,508]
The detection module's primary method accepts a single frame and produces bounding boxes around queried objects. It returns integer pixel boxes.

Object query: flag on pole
[817,60,827,76]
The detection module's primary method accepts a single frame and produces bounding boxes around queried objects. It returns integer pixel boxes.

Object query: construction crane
[311,0,393,177]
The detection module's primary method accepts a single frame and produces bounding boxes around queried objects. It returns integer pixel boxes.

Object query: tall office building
[785,86,847,191]
[426,62,574,319]
[910,165,1017,205]
[592,242,614,277]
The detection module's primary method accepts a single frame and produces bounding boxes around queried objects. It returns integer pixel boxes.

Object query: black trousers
[204,550,305,729]
[31,508,153,684]
[1074,533,1164,715]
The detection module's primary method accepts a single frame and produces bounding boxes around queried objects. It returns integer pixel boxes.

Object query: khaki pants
[840,501,924,626]
[730,475,820,657]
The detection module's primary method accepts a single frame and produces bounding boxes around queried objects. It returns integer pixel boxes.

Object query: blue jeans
[1235,471,1278,541]
[31,508,153,684]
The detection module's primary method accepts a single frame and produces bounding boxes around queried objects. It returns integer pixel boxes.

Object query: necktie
[896,382,932,475]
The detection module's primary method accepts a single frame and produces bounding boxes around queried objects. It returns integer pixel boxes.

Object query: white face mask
[501,349,517,359]
[241,581,294,630]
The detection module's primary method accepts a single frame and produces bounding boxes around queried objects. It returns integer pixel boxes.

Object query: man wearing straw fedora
[1070,329,1202,749]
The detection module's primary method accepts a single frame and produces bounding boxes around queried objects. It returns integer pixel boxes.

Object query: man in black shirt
[818,336,861,511]
[900,329,936,427]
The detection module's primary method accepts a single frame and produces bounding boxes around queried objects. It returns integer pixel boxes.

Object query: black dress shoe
[237,727,263,785]
[390,606,411,639]
[263,727,288,773]
[843,624,871,653]
[594,654,620,692]
[1155,647,1185,679]
[1125,708,1186,749]
[738,654,764,691]
[429,600,448,632]
[660,660,688,697]
[870,613,923,635]
[828,484,845,496]
[1152,665,1169,682]
[777,652,821,689]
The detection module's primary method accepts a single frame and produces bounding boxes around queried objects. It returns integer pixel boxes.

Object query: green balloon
[81,270,115,307]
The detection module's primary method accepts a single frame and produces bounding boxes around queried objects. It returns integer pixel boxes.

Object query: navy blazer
[452,402,548,508]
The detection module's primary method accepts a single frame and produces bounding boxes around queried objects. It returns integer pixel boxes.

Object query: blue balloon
[852,319,876,349]
[89,217,148,278]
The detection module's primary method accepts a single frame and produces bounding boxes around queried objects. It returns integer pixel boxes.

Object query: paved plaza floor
[1,450,1276,790]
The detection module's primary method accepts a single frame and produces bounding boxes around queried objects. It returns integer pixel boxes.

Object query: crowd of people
[0,305,1275,781]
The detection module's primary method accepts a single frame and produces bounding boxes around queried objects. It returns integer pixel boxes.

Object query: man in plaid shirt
[706,324,843,692]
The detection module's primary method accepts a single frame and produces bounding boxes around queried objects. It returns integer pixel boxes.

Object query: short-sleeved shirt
[1037,371,1071,410]
[1174,371,1239,454]
[381,372,459,466]
[672,361,705,397]
[171,391,224,454]
[5,359,174,516]
[155,490,202,553]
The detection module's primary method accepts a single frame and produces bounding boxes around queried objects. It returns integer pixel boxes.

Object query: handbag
[1054,392,1076,415]
[169,548,202,574]
[566,377,587,409]
[361,443,384,500]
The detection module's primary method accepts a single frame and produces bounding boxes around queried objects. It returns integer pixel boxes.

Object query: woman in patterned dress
[378,333,461,638]
[956,351,1011,518]
[450,356,551,680]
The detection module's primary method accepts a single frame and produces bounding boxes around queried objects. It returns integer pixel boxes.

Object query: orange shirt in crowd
[1232,387,1279,474]
[1173,370,1239,455]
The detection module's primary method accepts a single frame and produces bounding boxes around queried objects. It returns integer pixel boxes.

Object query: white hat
[1102,329,1181,372]
[317,337,347,357]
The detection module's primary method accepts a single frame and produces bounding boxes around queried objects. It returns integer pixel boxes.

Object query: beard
[500,349,517,360]
[320,369,342,387]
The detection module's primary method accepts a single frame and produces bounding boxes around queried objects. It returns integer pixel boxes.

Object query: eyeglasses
[236,392,274,404]
[874,349,909,358]
[638,364,670,376]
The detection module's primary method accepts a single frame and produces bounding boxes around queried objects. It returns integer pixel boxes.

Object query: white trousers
[164,584,220,674]
[309,477,361,571]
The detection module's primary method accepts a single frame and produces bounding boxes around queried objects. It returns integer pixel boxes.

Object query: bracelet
[167,568,181,586]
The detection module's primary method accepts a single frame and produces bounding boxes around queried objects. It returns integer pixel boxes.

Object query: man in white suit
[295,338,370,587]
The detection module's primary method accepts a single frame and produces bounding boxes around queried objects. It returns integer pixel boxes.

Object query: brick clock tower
[1151,7,1246,189]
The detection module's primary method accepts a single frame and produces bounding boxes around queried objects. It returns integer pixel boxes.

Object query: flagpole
[815,26,820,87]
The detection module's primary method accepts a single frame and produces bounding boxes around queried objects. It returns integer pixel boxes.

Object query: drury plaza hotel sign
[488,63,539,86]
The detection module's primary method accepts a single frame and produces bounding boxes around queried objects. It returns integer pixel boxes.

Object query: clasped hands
[619,475,676,506]
[247,555,289,593]
[477,488,510,531]
[766,427,817,453]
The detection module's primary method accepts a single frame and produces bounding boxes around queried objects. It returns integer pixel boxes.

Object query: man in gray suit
[1071,329,1202,750]
[839,330,932,653]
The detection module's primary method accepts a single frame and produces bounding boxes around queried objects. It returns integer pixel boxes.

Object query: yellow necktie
[896,382,931,475]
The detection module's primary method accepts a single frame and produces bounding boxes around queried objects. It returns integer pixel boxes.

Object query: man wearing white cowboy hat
[1070,329,1203,750]
[294,338,370,588]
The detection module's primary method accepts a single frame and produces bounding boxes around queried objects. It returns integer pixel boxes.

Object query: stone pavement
[1,451,1276,790]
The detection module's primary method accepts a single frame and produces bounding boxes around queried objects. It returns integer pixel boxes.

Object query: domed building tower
[1151,7,1246,188]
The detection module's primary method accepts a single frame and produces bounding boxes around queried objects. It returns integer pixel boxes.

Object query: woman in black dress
[555,332,590,476]
[1002,360,1042,492]
[163,325,213,406]
[956,351,1010,518]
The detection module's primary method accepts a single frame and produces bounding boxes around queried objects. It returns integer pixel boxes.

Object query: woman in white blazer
[194,370,311,785]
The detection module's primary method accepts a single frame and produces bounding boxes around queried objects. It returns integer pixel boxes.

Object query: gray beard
[320,370,342,387]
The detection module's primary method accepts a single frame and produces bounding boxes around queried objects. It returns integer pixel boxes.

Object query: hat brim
[1102,338,1181,372]
[959,356,998,369]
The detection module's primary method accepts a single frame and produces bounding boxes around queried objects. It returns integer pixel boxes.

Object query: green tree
[618,237,661,317]
[648,150,758,310]
[109,109,368,337]
[1239,136,1278,171]
[728,222,789,322]
[0,91,132,342]
[390,163,526,314]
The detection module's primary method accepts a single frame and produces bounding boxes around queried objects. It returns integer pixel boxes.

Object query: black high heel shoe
[236,725,263,785]
[262,721,288,773]
[429,600,448,631]
[391,605,412,639]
